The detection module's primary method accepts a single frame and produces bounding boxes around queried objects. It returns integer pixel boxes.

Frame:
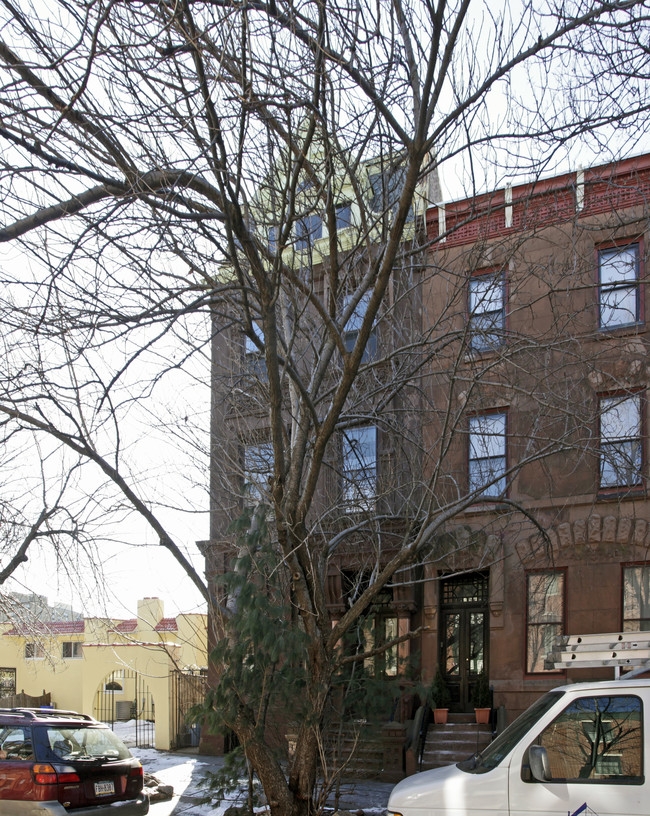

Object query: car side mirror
[528,745,551,782]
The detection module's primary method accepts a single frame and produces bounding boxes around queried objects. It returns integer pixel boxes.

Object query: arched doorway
[93,669,155,748]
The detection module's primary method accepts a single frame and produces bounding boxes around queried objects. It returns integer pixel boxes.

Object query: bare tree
[0,436,107,595]
[0,0,649,813]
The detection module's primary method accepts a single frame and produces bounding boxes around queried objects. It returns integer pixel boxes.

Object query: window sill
[463,345,506,363]
[596,323,644,338]
[597,485,645,501]
[464,501,509,514]
[342,505,376,515]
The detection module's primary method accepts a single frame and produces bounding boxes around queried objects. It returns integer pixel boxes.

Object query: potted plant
[429,666,451,724]
[472,670,491,724]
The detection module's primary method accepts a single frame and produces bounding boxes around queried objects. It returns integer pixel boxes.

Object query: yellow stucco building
[0,597,207,750]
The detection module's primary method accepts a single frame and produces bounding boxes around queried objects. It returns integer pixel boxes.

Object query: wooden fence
[0,691,51,708]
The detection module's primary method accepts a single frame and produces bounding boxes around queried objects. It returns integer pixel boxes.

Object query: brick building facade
[420,153,650,722]
[205,152,650,769]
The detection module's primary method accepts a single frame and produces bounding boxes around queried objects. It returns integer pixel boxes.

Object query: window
[335,202,353,231]
[469,270,505,351]
[526,572,564,673]
[244,442,274,505]
[360,615,399,677]
[599,243,640,329]
[24,642,44,660]
[0,727,33,760]
[295,213,322,250]
[46,725,130,760]
[623,565,650,631]
[342,426,377,509]
[343,572,400,677]
[343,292,377,362]
[536,695,642,782]
[599,393,642,489]
[243,322,266,379]
[0,668,15,696]
[468,412,506,497]
[369,164,406,214]
[62,641,82,659]
[104,669,124,692]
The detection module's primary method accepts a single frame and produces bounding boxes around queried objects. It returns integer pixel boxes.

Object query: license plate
[94,780,115,796]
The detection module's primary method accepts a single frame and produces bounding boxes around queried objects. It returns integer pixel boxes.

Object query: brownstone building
[204,158,437,761]
[205,152,650,772]
[420,153,650,724]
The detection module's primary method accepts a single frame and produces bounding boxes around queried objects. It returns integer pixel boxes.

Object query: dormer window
[335,203,352,230]
[295,214,322,251]
[369,165,405,213]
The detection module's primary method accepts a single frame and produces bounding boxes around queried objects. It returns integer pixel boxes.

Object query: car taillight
[129,763,143,779]
[32,764,80,784]
[58,770,81,783]
[33,764,58,784]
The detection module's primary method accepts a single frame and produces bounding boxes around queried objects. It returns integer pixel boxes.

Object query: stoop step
[421,713,493,770]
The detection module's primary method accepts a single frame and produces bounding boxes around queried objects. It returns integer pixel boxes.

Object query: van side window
[537,695,642,782]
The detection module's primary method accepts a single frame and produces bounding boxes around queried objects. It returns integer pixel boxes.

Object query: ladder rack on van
[545,631,650,678]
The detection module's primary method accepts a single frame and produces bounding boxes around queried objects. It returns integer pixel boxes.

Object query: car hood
[389,764,465,810]
[388,761,510,813]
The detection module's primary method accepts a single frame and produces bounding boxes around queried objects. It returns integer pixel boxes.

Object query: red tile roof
[154,617,178,632]
[114,619,138,633]
[4,620,85,636]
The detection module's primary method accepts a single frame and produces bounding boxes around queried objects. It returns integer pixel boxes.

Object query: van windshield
[459,691,563,773]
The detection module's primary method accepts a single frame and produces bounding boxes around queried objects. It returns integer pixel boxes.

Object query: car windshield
[44,726,131,761]
[458,691,564,773]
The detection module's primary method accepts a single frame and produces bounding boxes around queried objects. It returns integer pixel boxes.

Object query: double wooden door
[440,571,489,712]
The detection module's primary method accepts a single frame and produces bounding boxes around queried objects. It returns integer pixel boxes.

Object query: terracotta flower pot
[474,707,491,724]
[433,708,449,724]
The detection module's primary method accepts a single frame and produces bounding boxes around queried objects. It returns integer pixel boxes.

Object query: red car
[0,707,149,814]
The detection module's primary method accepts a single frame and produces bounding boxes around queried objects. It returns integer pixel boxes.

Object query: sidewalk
[149,749,394,815]
[322,776,394,813]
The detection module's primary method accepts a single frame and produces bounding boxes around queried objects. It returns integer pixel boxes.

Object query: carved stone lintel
[602,515,617,544]
[588,515,601,548]
[514,512,647,566]
[634,519,648,547]
[617,516,633,544]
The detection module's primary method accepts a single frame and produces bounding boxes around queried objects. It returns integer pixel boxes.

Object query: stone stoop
[325,722,385,778]
[421,712,493,770]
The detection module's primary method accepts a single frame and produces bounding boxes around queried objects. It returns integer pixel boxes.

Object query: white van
[388,678,649,816]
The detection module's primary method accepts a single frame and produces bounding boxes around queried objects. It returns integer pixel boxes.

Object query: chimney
[137,598,164,632]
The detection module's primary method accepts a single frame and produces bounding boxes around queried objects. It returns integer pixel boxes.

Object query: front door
[440,571,489,712]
